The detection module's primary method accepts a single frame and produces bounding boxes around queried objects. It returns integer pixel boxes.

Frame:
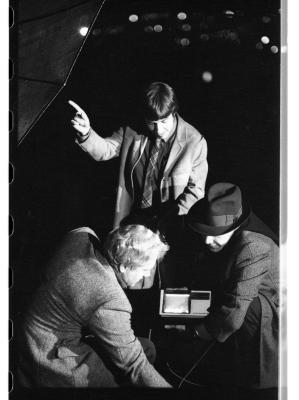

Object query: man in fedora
[163,182,279,389]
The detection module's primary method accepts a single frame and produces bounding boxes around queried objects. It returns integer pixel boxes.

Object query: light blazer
[17,228,171,387]
[77,114,208,227]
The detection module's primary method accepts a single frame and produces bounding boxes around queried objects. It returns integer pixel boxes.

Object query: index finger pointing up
[68,100,88,118]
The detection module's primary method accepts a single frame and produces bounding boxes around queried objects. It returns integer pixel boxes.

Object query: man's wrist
[77,128,90,143]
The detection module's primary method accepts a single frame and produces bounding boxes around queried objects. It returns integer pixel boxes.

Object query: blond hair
[104,224,169,271]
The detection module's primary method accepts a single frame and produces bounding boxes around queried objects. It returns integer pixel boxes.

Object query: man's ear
[119,265,126,273]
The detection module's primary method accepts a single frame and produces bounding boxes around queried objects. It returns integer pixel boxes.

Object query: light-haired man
[17,225,171,387]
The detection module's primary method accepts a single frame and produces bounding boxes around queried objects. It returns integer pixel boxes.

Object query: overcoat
[17,228,171,387]
[77,114,208,227]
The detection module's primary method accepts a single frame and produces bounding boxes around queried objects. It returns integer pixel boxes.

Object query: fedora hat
[187,183,249,236]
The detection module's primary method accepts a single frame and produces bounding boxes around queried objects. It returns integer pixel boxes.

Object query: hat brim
[187,203,251,236]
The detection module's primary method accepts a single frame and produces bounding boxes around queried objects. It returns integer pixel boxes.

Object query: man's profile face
[120,258,156,288]
[145,113,175,140]
[201,230,236,253]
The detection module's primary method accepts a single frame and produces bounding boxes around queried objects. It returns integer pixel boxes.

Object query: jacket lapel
[127,132,148,172]
[164,114,186,175]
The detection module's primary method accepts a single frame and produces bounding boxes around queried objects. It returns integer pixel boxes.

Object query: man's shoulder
[50,231,122,301]
[49,229,108,278]
[234,230,277,258]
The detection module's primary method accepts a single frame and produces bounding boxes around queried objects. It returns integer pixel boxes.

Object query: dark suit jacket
[17,227,170,387]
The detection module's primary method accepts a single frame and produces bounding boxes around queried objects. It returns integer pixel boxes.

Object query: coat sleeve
[75,126,124,161]
[176,135,208,215]
[203,240,270,342]
[87,297,171,387]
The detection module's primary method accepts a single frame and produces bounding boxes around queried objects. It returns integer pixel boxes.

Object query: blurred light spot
[200,33,209,41]
[154,24,163,32]
[144,25,154,33]
[224,10,235,17]
[261,36,270,44]
[181,23,191,32]
[105,25,124,35]
[177,12,187,20]
[129,14,138,22]
[92,28,101,36]
[180,38,190,46]
[281,45,287,54]
[271,45,279,54]
[202,71,213,83]
[262,16,271,23]
[79,27,88,36]
[256,42,263,50]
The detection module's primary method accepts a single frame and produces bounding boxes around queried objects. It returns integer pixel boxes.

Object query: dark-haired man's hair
[141,82,179,121]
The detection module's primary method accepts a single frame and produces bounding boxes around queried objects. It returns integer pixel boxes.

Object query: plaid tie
[141,138,162,208]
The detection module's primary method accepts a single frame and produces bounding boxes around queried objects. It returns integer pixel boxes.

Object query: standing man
[166,183,279,388]
[17,225,171,387]
[69,82,208,230]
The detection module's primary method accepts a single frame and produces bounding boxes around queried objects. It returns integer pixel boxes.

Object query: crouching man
[17,225,171,387]
[165,183,279,389]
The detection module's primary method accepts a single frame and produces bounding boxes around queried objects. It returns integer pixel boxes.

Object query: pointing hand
[69,100,90,136]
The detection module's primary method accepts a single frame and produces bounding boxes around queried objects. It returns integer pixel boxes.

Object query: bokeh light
[79,27,88,36]
[92,28,101,36]
[256,42,263,50]
[224,10,235,17]
[271,45,279,54]
[181,23,191,32]
[177,12,187,20]
[262,16,271,24]
[180,38,190,47]
[202,71,213,83]
[261,36,270,44]
[129,14,138,23]
[144,25,154,33]
[154,24,163,32]
[200,33,209,41]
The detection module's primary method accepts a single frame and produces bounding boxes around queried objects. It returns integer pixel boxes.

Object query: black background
[11,0,281,355]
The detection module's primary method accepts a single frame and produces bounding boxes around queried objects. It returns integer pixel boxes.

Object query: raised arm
[69,100,123,161]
